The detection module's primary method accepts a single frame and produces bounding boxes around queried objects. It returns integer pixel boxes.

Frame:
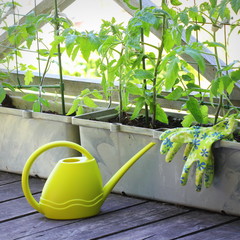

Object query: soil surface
[1,94,16,108]
[108,112,182,129]
[108,112,240,142]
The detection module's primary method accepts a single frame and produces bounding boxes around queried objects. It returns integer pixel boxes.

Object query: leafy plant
[0,0,21,104]
[1,5,72,112]
[178,0,240,125]
[67,0,240,127]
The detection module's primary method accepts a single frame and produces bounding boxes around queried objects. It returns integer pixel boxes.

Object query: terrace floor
[0,171,240,240]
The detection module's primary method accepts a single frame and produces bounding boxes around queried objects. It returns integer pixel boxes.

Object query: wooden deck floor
[1,171,240,240]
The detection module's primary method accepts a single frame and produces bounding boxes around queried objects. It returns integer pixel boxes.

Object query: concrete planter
[72,108,240,216]
[0,107,80,178]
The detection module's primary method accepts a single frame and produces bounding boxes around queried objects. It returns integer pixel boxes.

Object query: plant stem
[152,1,166,126]
[139,0,149,125]
[118,48,124,121]
[54,0,65,115]
[213,32,223,124]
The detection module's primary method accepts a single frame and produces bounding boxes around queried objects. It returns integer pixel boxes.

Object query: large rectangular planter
[0,107,80,178]
[72,108,240,216]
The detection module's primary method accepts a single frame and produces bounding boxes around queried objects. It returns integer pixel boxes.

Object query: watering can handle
[21,141,94,213]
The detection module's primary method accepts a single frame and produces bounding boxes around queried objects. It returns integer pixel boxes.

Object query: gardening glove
[160,117,237,191]
[159,127,193,162]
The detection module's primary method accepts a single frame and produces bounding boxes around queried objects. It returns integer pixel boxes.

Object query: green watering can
[22,141,155,220]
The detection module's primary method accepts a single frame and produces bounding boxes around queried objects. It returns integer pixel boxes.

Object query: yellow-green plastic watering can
[22,141,155,220]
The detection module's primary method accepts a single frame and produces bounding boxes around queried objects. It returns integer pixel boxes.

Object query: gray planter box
[72,109,240,216]
[0,107,80,178]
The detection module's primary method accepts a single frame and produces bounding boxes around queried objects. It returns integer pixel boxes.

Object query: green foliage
[65,0,240,126]
[0,86,6,104]
[2,0,240,126]
[66,88,103,116]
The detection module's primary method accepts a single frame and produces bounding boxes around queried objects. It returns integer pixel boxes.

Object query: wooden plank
[17,202,190,240]
[100,210,237,240]
[0,178,45,202]
[180,220,240,240]
[0,194,40,223]
[0,194,147,240]
[0,171,21,185]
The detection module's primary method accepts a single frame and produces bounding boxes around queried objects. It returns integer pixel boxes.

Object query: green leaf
[123,0,138,10]
[220,61,239,72]
[2,83,15,92]
[165,86,183,100]
[203,41,226,49]
[92,90,103,100]
[28,65,37,70]
[0,87,6,104]
[50,36,64,56]
[77,105,84,115]
[80,88,91,96]
[200,105,209,124]
[33,101,41,112]
[139,11,157,25]
[230,69,240,81]
[155,104,168,124]
[65,34,77,57]
[39,97,50,107]
[67,98,81,115]
[126,82,143,95]
[134,69,154,80]
[98,35,118,55]
[231,0,240,14]
[210,0,217,7]
[220,75,232,87]
[22,94,38,102]
[88,32,101,50]
[219,0,230,20]
[179,12,189,25]
[185,26,193,43]
[101,74,108,97]
[71,45,80,61]
[210,79,219,96]
[83,96,98,108]
[131,97,145,120]
[182,74,193,82]
[165,57,179,90]
[38,49,49,57]
[186,97,203,123]
[163,29,175,52]
[184,48,205,73]
[181,113,195,127]
[170,0,182,6]
[24,70,34,85]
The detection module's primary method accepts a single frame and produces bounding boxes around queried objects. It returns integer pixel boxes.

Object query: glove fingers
[160,137,173,154]
[212,117,237,138]
[195,161,205,192]
[170,129,195,143]
[159,128,179,141]
[165,142,183,162]
[180,158,195,186]
[204,153,214,188]
[183,143,193,161]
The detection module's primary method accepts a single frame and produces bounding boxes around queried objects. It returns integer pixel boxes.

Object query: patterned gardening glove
[160,117,237,191]
[159,127,192,162]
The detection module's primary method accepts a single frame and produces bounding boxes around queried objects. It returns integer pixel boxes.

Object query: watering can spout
[102,142,156,202]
